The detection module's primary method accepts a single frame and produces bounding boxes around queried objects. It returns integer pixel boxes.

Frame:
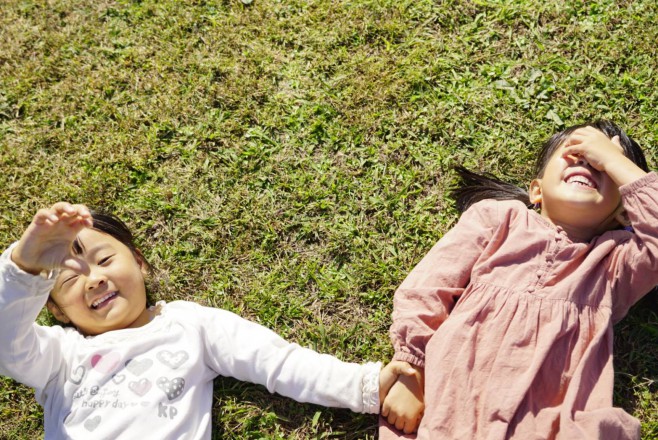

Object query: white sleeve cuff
[361,361,381,414]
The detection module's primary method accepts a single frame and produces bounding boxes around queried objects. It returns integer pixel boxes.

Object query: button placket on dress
[528,231,560,294]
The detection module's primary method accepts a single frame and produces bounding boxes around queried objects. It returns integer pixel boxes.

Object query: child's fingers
[381,401,390,417]
[560,145,586,161]
[408,417,422,434]
[69,203,91,218]
[33,203,90,226]
[50,202,76,216]
[385,405,422,434]
[394,415,405,431]
[33,208,60,225]
[50,202,91,219]
[403,419,415,435]
[391,361,419,377]
[48,204,92,229]
[59,204,91,222]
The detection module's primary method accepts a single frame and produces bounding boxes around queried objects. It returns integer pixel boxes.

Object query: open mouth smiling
[565,173,598,190]
[91,292,118,309]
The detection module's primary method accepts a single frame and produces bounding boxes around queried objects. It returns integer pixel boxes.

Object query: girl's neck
[540,211,619,242]
[549,221,594,242]
[126,306,156,330]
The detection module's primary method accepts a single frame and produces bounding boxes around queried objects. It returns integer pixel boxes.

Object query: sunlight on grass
[1,0,657,438]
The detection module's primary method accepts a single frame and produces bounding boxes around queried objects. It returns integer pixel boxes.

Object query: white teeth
[92,292,117,309]
[567,175,595,188]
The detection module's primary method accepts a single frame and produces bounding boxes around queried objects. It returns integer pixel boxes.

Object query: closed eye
[62,274,78,286]
[98,255,114,265]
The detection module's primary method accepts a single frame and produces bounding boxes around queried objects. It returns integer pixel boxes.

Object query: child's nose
[566,154,588,167]
[86,274,107,291]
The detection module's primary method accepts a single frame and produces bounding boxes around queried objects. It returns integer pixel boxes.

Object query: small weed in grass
[1,0,657,438]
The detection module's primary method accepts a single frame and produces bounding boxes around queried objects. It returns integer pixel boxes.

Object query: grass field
[1,0,657,438]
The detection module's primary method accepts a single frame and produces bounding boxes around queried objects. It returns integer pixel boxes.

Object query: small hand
[11,202,93,274]
[561,126,624,172]
[379,360,417,403]
[381,365,424,434]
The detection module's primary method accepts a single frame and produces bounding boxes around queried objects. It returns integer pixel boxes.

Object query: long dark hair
[451,120,650,213]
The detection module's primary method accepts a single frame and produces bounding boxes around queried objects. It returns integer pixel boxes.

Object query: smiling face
[529,137,623,235]
[48,228,151,336]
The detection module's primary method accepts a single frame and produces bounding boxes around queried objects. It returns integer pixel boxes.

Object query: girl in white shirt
[1,202,413,439]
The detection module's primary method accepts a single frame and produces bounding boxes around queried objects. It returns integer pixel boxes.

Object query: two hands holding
[379,361,425,434]
[11,203,427,434]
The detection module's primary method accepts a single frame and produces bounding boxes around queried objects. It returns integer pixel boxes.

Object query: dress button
[536,270,543,277]
[527,286,535,293]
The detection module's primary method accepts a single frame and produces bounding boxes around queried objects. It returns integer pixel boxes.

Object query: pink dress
[381,173,658,440]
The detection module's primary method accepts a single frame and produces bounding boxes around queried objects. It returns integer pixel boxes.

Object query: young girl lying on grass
[0,202,414,439]
[380,121,657,439]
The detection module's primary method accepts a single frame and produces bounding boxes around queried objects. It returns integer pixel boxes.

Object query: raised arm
[11,202,92,275]
[607,172,658,320]
[562,128,658,318]
[0,203,91,390]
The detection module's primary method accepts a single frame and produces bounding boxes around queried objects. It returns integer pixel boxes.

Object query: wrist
[604,156,647,187]
[10,248,42,275]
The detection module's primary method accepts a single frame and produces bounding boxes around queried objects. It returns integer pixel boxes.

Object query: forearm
[265,345,381,413]
[0,245,61,387]
[204,307,381,413]
[612,172,658,319]
[0,245,53,337]
[604,155,647,188]
[390,285,462,367]
[389,201,496,368]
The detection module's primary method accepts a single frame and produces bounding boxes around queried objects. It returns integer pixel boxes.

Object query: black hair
[86,210,155,305]
[48,210,156,326]
[451,120,650,213]
[72,211,150,272]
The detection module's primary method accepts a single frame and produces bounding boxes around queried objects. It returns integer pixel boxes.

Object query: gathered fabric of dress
[380,172,658,440]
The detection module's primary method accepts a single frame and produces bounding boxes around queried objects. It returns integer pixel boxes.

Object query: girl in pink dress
[379,120,657,439]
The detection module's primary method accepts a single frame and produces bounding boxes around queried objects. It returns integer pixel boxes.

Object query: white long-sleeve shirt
[0,247,380,439]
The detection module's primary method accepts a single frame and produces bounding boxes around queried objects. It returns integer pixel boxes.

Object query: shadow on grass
[211,376,377,440]
[208,291,658,439]
[614,289,658,439]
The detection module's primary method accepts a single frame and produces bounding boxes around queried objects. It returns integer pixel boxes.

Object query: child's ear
[133,249,149,276]
[46,298,71,324]
[528,179,543,205]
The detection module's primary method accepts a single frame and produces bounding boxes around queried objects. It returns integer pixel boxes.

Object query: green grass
[1,0,657,438]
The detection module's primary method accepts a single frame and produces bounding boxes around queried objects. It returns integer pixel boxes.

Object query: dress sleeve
[607,172,658,322]
[390,200,499,367]
[191,303,381,414]
[0,244,65,391]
